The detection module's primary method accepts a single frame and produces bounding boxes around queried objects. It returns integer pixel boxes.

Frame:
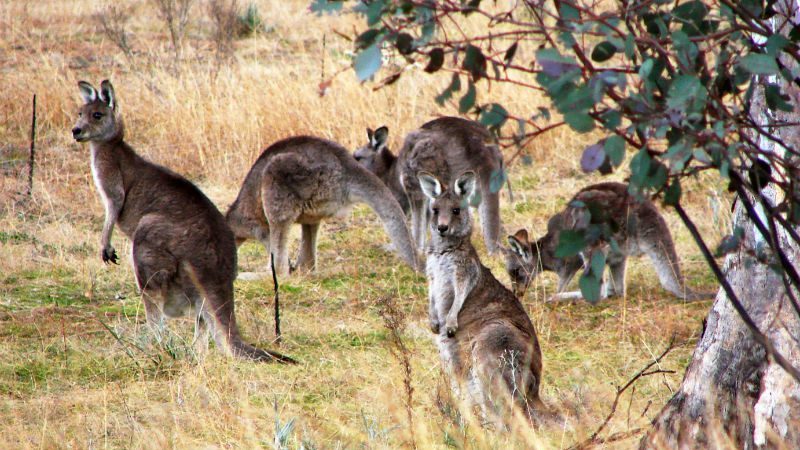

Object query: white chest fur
[90,145,111,216]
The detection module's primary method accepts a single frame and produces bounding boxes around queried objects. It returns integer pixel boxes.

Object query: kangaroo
[504,182,712,302]
[71,80,294,363]
[420,170,545,425]
[226,136,417,276]
[354,117,504,254]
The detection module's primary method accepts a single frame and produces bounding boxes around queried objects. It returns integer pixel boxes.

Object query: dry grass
[0,1,731,448]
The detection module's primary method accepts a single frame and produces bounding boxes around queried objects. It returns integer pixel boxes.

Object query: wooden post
[27,94,37,198]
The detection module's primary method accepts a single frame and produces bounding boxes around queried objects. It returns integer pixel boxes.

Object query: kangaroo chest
[90,147,125,228]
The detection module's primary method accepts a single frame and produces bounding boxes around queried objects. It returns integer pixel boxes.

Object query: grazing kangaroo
[71,80,294,363]
[420,170,544,425]
[354,117,504,253]
[226,136,417,276]
[504,182,712,302]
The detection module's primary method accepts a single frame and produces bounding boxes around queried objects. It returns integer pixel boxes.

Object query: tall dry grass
[0,1,733,448]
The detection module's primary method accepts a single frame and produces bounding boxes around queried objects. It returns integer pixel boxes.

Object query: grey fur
[354,117,504,253]
[421,171,545,425]
[226,136,418,276]
[72,80,294,363]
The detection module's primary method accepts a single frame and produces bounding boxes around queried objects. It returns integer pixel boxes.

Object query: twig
[377,294,416,449]
[567,337,678,450]
[97,318,142,370]
[271,252,281,344]
[27,94,36,198]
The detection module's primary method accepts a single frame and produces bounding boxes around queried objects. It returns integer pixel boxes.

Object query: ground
[1,1,729,448]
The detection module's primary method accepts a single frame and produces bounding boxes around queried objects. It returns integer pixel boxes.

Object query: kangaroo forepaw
[102,246,119,265]
[445,319,458,338]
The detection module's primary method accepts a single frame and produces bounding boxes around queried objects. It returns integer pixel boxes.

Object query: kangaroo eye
[452,208,460,215]
[432,208,439,215]
[78,112,83,117]
[92,112,103,120]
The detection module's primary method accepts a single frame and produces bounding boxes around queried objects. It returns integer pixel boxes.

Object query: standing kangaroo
[71,80,294,363]
[504,182,712,302]
[226,136,417,276]
[354,117,504,254]
[420,170,544,425]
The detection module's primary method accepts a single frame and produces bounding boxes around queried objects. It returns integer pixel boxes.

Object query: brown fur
[72,80,294,363]
[505,182,713,302]
[354,117,504,253]
[226,136,417,276]
[420,171,544,425]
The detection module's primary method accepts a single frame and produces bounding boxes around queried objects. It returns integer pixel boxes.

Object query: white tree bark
[642,1,800,448]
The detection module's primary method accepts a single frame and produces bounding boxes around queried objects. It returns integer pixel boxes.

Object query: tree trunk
[642,3,800,448]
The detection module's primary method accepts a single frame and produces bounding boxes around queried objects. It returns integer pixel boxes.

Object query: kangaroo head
[72,80,121,143]
[418,171,476,240]
[354,126,389,173]
[504,229,538,297]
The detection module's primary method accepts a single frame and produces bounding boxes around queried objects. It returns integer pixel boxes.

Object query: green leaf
[558,2,580,21]
[489,168,507,194]
[629,148,651,188]
[766,34,790,57]
[604,135,625,166]
[591,41,617,62]
[564,111,595,133]
[356,29,380,50]
[673,1,708,22]
[463,45,487,80]
[765,83,793,112]
[579,273,602,304]
[425,48,445,73]
[555,230,586,258]
[667,75,706,112]
[309,0,343,15]
[479,103,508,128]
[590,251,606,278]
[395,33,414,55]
[558,84,595,112]
[600,110,622,130]
[354,44,382,82]
[740,53,779,75]
[504,42,518,66]
[664,179,682,206]
[624,34,635,59]
[435,73,461,105]
[459,82,477,114]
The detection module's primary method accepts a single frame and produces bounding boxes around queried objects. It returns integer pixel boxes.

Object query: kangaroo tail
[348,164,419,271]
[183,262,298,364]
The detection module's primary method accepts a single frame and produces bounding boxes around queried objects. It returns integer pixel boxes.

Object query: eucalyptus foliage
[314,0,800,331]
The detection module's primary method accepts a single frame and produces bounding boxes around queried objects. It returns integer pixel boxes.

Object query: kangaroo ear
[512,228,530,245]
[366,127,374,144]
[417,171,443,200]
[99,80,116,110]
[78,81,97,104]
[373,126,389,151]
[507,235,531,260]
[454,171,477,199]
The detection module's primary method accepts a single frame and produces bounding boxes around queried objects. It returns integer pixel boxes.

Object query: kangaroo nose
[437,225,448,233]
[72,127,82,137]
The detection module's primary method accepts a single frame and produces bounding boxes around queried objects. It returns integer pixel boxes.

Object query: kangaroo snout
[72,127,83,139]
[437,224,449,234]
